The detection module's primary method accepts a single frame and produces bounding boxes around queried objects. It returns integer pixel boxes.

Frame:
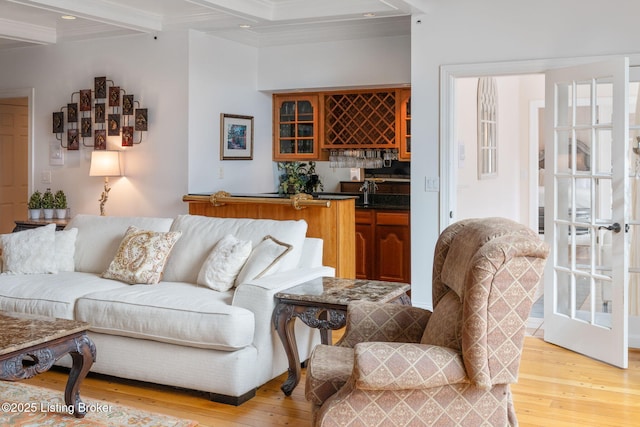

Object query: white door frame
[439,55,632,229]
[440,55,640,348]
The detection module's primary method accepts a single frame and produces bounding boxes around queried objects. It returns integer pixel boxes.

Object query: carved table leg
[273,303,300,396]
[64,334,96,418]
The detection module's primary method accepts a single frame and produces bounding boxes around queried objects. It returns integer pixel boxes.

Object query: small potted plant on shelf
[28,190,42,220]
[41,188,55,220]
[53,190,67,219]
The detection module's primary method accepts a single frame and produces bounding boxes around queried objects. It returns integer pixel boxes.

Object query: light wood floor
[23,337,640,427]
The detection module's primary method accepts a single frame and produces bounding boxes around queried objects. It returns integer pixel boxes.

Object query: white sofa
[0,214,334,404]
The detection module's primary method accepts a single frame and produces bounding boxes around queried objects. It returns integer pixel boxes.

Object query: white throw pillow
[0,223,57,274]
[55,227,78,272]
[102,226,182,285]
[197,234,252,291]
[235,235,292,286]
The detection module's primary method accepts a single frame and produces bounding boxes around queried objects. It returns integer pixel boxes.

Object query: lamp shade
[89,151,122,177]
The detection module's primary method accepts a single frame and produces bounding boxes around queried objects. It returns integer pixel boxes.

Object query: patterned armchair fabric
[305,217,549,426]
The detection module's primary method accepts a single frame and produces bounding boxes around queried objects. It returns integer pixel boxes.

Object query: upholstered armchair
[305,217,549,426]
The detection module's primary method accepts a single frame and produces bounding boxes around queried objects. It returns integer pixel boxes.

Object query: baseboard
[209,388,256,406]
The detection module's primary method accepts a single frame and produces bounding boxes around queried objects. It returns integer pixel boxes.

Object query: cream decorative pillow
[102,226,182,285]
[197,234,252,291]
[235,235,292,286]
[0,223,57,274]
[55,227,78,272]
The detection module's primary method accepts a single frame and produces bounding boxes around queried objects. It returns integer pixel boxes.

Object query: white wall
[410,0,640,309]
[258,36,411,91]
[455,76,522,222]
[0,31,190,218]
[187,31,274,195]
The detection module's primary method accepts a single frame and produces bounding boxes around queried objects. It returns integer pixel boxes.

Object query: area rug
[0,381,198,427]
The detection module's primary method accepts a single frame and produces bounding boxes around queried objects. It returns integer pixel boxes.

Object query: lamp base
[98,177,111,216]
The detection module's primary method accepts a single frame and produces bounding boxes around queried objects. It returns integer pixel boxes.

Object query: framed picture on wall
[220,113,253,160]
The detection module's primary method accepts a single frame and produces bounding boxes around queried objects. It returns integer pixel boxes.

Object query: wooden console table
[183,192,356,278]
[272,277,410,395]
[0,312,95,418]
[13,219,68,232]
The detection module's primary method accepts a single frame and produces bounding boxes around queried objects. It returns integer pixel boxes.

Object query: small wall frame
[220,113,253,160]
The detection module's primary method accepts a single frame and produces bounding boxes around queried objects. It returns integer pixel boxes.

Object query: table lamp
[89,150,122,216]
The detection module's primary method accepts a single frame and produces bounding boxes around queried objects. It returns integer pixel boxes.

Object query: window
[477,77,498,179]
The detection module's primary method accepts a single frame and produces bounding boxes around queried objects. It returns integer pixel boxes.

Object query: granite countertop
[187,192,358,201]
[185,192,408,209]
[340,193,410,210]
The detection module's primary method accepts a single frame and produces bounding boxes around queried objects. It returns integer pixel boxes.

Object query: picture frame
[220,113,253,160]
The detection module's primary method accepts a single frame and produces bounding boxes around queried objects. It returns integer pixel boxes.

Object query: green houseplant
[277,161,324,195]
[53,190,68,219]
[41,188,55,219]
[28,190,42,220]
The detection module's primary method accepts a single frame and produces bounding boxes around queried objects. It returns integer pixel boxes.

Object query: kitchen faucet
[359,179,378,205]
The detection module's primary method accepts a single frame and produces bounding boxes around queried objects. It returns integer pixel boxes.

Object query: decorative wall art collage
[52,76,148,151]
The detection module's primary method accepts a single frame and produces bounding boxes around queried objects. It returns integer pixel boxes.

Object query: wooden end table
[272,277,410,395]
[0,312,95,418]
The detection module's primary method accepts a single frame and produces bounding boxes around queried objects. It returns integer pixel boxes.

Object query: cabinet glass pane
[297,123,314,137]
[280,124,295,137]
[280,102,295,122]
[279,140,295,154]
[298,139,314,153]
[406,137,411,153]
[297,101,314,121]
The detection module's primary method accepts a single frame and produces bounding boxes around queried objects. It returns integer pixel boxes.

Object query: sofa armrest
[353,342,467,390]
[337,301,431,348]
[231,266,335,363]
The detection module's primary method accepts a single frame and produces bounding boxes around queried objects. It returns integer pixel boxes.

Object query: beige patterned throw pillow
[235,235,292,286]
[102,226,182,284]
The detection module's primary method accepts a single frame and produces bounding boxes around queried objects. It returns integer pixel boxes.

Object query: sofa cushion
[55,228,78,272]
[163,215,308,283]
[0,224,58,274]
[197,234,252,291]
[0,272,127,319]
[66,214,174,274]
[235,235,291,286]
[76,282,255,351]
[102,226,182,285]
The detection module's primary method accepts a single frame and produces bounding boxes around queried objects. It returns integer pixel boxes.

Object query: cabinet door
[355,210,375,280]
[399,89,411,160]
[273,94,319,160]
[375,212,410,283]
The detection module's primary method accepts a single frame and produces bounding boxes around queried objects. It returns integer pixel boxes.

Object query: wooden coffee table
[272,277,410,395]
[0,312,95,418]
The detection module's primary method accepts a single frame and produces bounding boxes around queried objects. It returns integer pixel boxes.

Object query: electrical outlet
[218,166,224,179]
[41,170,52,184]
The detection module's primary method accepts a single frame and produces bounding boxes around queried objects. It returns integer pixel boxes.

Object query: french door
[543,57,630,368]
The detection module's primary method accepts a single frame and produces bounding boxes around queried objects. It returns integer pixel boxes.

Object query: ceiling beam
[7,0,162,32]
[0,17,55,44]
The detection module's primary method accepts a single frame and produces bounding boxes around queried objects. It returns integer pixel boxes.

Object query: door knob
[599,223,622,233]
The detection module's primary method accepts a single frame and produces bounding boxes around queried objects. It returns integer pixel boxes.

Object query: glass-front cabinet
[399,88,411,160]
[273,94,319,160]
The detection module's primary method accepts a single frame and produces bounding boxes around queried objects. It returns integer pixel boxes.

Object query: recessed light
[239,24,251,29]
[363,13,376,18]
[61,15,76,20]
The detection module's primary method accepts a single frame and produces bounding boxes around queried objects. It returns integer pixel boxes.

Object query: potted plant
[53,190,68,219]
[277,161,324,195]
[41,188,55,219]
[28,190,42,220]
